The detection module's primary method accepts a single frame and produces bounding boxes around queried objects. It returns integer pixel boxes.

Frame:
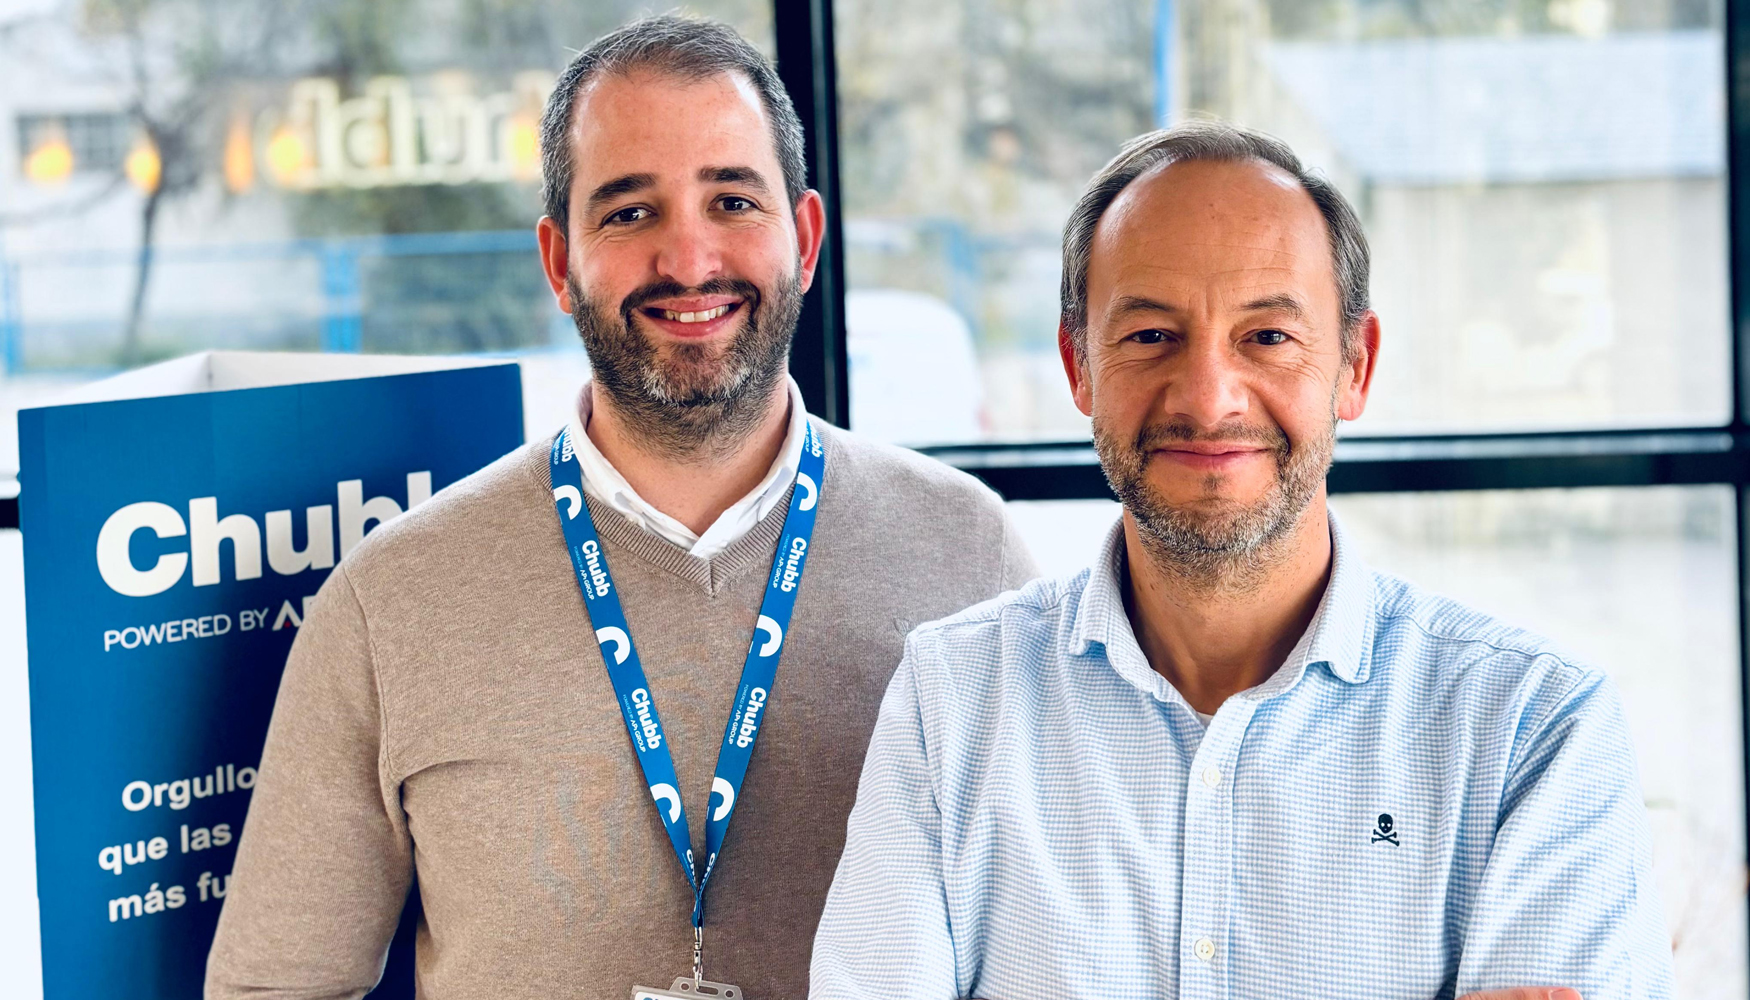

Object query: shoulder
[816,423,1007,517]
[1370,571,1593,685]
[812,423,1030,599]
[337,435,555,597]
[900,570,1086,697]
[1364,570,1617,759]
[913,569,1081,638]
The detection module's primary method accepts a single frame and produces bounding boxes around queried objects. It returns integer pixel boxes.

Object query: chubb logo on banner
[96,473,432,597]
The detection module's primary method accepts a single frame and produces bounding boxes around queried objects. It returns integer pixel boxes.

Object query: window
[834,0,1731,444]
[16,113,133,180]
[0,0,773,468]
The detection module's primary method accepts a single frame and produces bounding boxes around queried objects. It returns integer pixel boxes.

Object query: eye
[1254,329,1290,346]
[1129,329,1168,345]
[718,195,757,212]
[604,205,651,226]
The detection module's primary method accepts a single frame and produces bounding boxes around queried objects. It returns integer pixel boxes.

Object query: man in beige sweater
[205,16,1035,1000]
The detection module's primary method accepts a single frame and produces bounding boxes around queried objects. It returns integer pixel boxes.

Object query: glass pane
[836,0,1731,444]
[0,528,36,997]
[0,1,774,485]
[1007,486,1745,997]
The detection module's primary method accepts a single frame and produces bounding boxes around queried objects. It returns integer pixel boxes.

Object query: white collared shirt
[810,513,1673,999]
[563,378,808,560]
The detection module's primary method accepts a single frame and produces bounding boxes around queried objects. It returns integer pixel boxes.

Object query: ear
[1335,310,1381,422]
[1058,321,1094,417]
[536,215,573,313]
[792,189,826,293]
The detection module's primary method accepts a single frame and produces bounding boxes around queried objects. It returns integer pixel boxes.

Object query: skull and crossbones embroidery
[1370,813,1400,847]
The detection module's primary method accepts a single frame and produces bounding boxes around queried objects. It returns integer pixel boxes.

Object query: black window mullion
[921,428,1750,500]
[773,0,850,429]
[1727,0,1750,985]
[1732,0,1750,434]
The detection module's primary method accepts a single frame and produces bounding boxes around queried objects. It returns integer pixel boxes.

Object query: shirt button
[1194,938,1217,962]
[1202,766,1222,788]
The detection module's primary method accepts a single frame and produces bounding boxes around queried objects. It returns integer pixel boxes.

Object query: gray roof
[1263,30,1724,184]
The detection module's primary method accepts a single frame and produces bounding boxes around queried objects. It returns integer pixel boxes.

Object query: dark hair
[539,15,808,233]
[1060,119,1370,362]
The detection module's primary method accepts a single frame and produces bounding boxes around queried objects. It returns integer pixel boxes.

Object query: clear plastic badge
[632,978,743,1000]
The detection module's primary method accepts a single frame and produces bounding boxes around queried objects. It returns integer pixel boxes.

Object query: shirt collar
[1071,506,1374,703]
[563,377,809,556]
[1297,509,1372,685]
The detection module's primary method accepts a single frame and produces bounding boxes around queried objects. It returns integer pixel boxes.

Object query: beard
[568,266,804,459]
[1094,399,1336,589]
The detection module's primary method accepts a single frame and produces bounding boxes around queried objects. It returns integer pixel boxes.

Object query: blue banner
[17,363,523,999]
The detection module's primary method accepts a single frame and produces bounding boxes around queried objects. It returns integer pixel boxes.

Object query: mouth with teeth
[652,304,734,324]
[632,297,749,338]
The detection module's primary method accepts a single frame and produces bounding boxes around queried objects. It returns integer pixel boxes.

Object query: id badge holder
[632,978,743,1000]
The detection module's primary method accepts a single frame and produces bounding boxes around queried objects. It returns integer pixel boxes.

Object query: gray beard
[568,267,804,461]
[1094,396,1336,591]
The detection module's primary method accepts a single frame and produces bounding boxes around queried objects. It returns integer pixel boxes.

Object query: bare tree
[77,0,296,364]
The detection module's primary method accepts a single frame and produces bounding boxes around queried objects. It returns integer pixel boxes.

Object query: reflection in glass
[0,1,773,476]
[836,0,1730,443]
[1007,486,1745,998]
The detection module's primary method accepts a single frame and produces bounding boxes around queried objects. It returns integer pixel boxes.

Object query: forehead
[1088,158,1335,308]
[568,69,778,185]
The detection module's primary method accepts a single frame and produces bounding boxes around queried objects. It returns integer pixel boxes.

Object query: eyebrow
[1239,293,1309,321]
[1106,292,1311,322]
[1107,294,1181,321]
[583,166,773,214]
[585,173,657,211]
[699,165,771,193]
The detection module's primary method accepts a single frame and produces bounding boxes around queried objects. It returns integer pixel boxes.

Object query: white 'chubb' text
[735,687,768,748]
[775,537,807,593]
[580,539,611,597]
[630,687,662,749]
[94,472,431,597]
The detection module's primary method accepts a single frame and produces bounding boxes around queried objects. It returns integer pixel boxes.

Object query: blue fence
[0,229,546,375]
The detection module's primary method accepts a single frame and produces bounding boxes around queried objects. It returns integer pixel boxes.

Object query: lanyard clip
[693,924,704,986]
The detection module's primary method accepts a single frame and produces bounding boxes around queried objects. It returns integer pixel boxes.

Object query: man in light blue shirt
[810,121,1673,1000]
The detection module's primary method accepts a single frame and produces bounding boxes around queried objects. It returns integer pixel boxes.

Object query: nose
[1163,333,1250,430]
[653,208,725,289]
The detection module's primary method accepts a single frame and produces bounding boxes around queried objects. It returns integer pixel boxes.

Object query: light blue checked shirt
[811,513,1674,1000]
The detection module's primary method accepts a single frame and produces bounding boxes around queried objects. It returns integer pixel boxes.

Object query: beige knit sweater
[205,423,1038,1000]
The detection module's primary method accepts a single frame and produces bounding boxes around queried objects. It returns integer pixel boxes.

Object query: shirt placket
[1177,699,1254,1000]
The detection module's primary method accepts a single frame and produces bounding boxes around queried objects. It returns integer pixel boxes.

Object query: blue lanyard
[547,419,826,928]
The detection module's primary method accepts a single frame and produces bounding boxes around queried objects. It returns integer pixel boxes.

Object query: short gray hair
[539,15,808,233]
[1060,119,1370,361]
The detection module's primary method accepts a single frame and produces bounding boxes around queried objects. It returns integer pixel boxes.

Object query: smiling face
[1063,157,1377,576]
[536,68,823,452]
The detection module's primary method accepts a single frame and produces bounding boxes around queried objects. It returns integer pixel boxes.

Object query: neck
[1120,496,1333,715]
[584,380,793,536]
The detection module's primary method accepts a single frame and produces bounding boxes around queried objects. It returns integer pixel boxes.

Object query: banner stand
[18,351,524,999]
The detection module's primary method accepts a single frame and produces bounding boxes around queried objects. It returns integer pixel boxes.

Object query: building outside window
[16,112,133,179]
